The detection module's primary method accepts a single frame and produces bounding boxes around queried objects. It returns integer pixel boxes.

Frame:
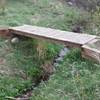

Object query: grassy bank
[31,49,100,100]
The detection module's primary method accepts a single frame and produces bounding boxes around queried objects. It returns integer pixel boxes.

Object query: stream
[7,47,69,100]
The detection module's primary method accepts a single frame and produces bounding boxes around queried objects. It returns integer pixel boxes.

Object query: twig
[5,96,16,100]
[5,96,29,100]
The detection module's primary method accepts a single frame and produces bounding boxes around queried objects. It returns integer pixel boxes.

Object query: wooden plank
[9,25,96,47]
[0,26,9,38]
[82,51,98,63]
[82,38,100,63]
[9,25,100,62]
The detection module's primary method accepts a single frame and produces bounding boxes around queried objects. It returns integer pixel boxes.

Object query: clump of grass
[88,7,100,35]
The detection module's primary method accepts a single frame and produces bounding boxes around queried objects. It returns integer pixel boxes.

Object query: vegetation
[66,0,100,11]
[31,49,100,100]
[0,0,100,100]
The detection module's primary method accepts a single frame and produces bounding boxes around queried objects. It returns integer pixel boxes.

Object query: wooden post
[0,26,10,38]
[82,38,100,63]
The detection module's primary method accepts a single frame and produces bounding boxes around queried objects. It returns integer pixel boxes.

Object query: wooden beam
[0,26,9,38]
[9,25,100,62]
[82,38,100,63]
[9,25,96,48]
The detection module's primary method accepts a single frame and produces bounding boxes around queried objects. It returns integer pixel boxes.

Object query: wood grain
[9,25,96,48]
[0,26,9,38]
[82,38,100,63]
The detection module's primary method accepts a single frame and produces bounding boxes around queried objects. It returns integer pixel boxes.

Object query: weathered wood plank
[8,25,100,62]
[9,25,96,48]
[82,38,100,63]
[0,26,9,38]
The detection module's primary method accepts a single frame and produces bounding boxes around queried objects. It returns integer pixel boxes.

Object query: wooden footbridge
[0,25,100,62]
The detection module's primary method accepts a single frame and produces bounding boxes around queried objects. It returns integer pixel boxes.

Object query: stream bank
[12,47,70,100]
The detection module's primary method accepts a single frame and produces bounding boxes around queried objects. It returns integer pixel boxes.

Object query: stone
[11,37,19,44]
[68,2,73,6]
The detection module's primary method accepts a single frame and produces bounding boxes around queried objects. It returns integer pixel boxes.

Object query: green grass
[0,36,61,99]
[31,49,100,100]
[0,0,83,30]
[0,38,38,99]
[0,0,99,100]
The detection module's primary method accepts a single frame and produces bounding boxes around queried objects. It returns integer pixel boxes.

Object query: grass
[0,0,100,100]
[0,38,38,99]
[0,36,61,99]
[31,49,100,100]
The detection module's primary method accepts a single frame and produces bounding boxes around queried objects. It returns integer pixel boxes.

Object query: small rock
[72,25,82,33]
[68,2,73,6]
[11,37,19,44]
